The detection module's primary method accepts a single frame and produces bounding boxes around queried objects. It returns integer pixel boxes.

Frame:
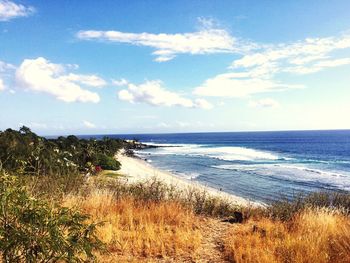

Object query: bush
[0,173,104,262]
[267,191,350,221]
[96,153,120,170]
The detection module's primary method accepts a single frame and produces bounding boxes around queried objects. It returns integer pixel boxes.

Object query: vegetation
[223,192,350,263]
[63,190,202,261]
[93,176,245,218]
[1,126,350,262]
[0,127,125,261]
[95,153,121,171]
[0,172,104,262]
[224,208,350,263]
[265,191,350,221]
[0,126,123,176]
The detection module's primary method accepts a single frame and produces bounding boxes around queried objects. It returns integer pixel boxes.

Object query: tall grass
[265,191,350,221]
[63,189,202,261]
[224,208,350,263]
[15,171,350,262]
[93,176,248,218]
[21,173,85,200]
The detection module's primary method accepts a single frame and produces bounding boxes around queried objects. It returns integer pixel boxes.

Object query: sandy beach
[117,152,257,207]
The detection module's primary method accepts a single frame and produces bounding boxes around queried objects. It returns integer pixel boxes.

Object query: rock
[221,211,244,224]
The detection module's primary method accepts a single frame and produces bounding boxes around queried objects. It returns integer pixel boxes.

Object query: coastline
[117,151,259,207]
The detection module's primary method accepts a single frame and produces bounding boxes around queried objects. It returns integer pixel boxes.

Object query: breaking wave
[139,143,279,161]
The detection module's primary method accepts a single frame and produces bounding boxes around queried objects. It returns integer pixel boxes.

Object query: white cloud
[77,18,254,62]
[286,57,350,74]
[63,73,106,87]
[248,98,280,108]
[0,0,35,21]
[194,98,213,109]
[157,122,171,128]
[289,55,328,65]
[18,122,48,130]
[231,34,350,76]
[133,115,158,119]
[16,57,101,103]
[0,60,16,72]
[29,122,48,129]
[83,120,96,128]
[112,78,128,86]
[0,78,5,91]
[0,60,16,91]
[194,72,303,97]
[195,32,350,99]
[118,80,213,109]
[153,120,215,130]
[176,121,190,128]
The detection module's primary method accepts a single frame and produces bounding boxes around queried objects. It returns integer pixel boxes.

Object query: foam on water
[139,143,279,161]
[212,164,350,191]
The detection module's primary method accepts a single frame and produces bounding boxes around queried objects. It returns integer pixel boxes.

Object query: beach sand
[117,152,257,207]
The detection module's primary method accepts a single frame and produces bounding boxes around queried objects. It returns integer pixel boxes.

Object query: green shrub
[0,173,104,262]
[95,153,120,171]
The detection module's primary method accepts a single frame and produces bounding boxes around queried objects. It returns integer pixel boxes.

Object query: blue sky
[1,0,350,135]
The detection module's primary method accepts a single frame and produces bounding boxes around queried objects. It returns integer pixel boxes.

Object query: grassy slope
[57,174,350,262]
[224,208,350,263]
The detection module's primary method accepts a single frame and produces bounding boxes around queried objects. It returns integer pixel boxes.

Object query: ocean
[86,130,350,203]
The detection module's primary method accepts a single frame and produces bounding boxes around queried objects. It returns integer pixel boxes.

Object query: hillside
[1,128,350,262]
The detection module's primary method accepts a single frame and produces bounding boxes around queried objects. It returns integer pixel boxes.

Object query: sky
[1,0,350,135]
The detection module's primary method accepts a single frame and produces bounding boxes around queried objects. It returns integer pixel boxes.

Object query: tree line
[0,126,125,176]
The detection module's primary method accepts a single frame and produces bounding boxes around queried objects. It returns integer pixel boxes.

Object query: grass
[100,170,126,179]
[63,189,202,261]
[224,208,350,263]
[10,171,350,262]
[92,175,249,218]
[264,191,350,221]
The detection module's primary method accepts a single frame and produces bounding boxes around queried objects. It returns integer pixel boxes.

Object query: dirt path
[194,218,233,263]
[114,218,234,263]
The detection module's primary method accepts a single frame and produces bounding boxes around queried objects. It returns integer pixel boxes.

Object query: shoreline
[117,151,260,207]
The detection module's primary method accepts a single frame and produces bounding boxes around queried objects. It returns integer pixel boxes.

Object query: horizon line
[43,128,350,138]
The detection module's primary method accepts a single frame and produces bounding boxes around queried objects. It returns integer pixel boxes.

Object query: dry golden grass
[63,189,202,261]
[224,208,350,263]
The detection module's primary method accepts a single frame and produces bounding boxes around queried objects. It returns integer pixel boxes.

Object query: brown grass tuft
[63,189,202,261]
[224,208,350,263]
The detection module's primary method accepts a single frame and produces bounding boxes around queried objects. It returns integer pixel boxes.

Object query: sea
[83,130,350,203]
